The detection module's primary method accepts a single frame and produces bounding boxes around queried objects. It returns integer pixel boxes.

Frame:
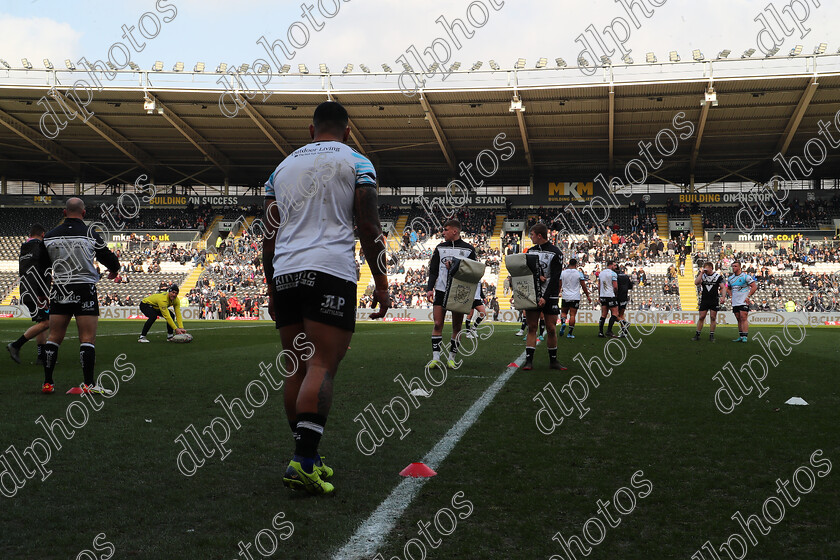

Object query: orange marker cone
[66,387,84,394]
[399,462,437,478]
[508,362,518,368]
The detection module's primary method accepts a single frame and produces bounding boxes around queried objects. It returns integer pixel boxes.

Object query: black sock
[695,330,701,337]
[525,346,535,361]
[548,347,558,361]
[474,315,483,327]
[568,326,575,335]
[520,316,527,329]
[464,319,471,330]
[450,338,458,355]
[37,344,45,361]
[294,413,326,468]
[43,341,59,384]
[80,343,95,386]
[431,335,442,354]
[607,316,616,333]
[11,335,27,349]
[539,319,545,337]
[599,317,605,333]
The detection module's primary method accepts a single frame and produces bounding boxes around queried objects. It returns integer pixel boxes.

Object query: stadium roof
[2,55,840,190]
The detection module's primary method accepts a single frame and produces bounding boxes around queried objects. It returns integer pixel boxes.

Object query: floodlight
[43,59,53,69]
[489,60,500,70]
[449,61,461,71]
[577,56,589,67]
[600,55,612,66]
[555,58,566,67]
[717,50,731,59]
[129,61,140,70]
[646,52,656,63]
[106,61,117,70]
[382,64,392,72]
[742,48,755,58]
[789,45,803,56]
[536,57,547,68]
[471,61,483,70]
[360,64,370,73]
[669,51,680,62]
[342,63,353,73]
[401,62,412,72]
[299,64,309,74]
[216,63,227,73]
[152,61,163,71]
[281,64,291,73]
[815,42,827,54]
[428,63,439,72]
[258,63,270,73]
[765,47,779,57]
[239,63,249,73]
[173,61,184,72]
[64,59,75,70]
[194,62,205,72]
[21,58,32,69]
[692,49,703,61]
[0,59,10,70]
[622,54,634,64]
[514,58,525,69]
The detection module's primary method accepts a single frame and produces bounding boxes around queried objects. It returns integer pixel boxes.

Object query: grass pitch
[0,319,837,559]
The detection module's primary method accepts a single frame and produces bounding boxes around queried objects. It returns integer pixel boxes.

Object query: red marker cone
[66,387,84,394]
[508,362,518,368]
[399,462,437,478]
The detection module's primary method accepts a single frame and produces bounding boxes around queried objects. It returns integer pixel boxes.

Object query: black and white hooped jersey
[699,271,724,300]
[43,218,120,285]
[426,239,477,293]
[527,242,563,300]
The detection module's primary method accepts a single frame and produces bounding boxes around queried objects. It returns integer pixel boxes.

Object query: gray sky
[0,0,836,74]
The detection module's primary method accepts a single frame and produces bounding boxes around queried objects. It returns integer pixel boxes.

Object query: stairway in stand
[677,253,697,311]
[492,214,512,310]
[180,264,205,294]
[691,214,705,250]
[656,213,669,240]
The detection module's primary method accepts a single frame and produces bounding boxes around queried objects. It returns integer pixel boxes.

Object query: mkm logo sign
[547,182,594,202]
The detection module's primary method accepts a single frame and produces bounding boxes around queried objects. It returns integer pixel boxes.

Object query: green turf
[0,319,837,559]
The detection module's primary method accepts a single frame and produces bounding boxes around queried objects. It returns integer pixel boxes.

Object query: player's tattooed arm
[262,198,280,281]
[354,185,386,280]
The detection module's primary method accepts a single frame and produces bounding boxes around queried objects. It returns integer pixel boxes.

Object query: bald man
[41,198,120,394]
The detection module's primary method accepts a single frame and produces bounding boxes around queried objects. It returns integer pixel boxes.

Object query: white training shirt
[727,272,756,307]
[561,268,585,301]
[264,141,376,283]
[599,268,618,297]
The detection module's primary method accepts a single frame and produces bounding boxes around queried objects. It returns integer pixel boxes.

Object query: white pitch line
[331,351,526,560]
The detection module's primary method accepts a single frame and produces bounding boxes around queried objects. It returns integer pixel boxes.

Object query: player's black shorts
[618,301,629,310]
[140,302,165,320]
[433,290,446,307]
[561,299,579,311]
[471,299,484,309]
[529,297,560,316]
[732,305,750,313]
[699,299,719,312]
[20,290,49,322]
[600,297,618,308]
[273,271,356,332]
[49,283,99,317]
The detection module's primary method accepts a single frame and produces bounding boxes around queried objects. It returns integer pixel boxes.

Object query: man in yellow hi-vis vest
[138,284,187,342]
